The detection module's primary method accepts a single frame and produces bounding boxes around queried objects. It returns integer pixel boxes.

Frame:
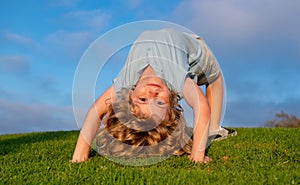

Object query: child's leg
[205,75,223,132]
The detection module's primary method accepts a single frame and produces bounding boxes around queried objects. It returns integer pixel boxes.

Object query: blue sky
[0,0,299,134]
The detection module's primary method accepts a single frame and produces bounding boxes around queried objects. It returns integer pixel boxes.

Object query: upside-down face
[130,75,171,122]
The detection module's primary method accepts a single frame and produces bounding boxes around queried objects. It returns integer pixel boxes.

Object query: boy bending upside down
[71,28,236,164]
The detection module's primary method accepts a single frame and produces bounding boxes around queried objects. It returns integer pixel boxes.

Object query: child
[71,28,235,164]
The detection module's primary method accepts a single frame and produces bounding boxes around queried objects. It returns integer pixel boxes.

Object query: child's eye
[139,98,147,102]
[155,98,166,106]
[156,101,165,105]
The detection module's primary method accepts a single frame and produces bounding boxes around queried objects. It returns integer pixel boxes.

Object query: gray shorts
[188,37,220,86]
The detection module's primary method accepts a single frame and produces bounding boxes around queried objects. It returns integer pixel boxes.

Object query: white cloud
[3,32,33,45]
[173,0,300,44]
[0,55,30,74]
[224,96,300,127]
[171,0,300,126]
[0,99,77,135]
[173,0,256,40]
[1,32,41,51]
[45,9,111,61]
[61,9,111,31]
[45,30,93,61]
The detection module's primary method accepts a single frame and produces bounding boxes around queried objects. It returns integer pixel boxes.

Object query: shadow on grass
[0,129,216,163]
[0,130,79,155]
[89,148,98,158]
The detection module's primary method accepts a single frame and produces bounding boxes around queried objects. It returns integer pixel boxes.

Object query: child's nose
[147,89,159,97]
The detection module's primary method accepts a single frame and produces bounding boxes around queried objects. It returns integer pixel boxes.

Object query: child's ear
[129,89,133,96]
[129,85,136,95]
[128,88,134,102]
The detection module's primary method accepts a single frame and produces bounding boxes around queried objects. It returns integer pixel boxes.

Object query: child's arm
[183,78,211,163]
[71,85,114,162]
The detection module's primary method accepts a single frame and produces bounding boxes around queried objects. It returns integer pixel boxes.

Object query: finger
[188,155,196,163]
[204,156,212,163]
[206,156,212,161]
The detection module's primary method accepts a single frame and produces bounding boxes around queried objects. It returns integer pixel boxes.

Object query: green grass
[0,128,299,184]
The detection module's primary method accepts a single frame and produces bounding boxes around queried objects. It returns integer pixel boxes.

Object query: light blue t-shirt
[114,28,220,95]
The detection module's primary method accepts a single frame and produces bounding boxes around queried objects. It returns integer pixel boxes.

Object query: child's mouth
[147,84,161,88]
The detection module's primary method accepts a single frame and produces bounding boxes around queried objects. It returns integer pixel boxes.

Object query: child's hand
[188,150,212,164]
[70,155,88,163]
[70,133,91,163]
[188,155,212,164]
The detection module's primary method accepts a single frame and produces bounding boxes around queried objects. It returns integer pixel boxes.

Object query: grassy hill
[0,128,299,184]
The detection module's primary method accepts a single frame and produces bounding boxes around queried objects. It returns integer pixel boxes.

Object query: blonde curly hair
[96,88,193,158]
